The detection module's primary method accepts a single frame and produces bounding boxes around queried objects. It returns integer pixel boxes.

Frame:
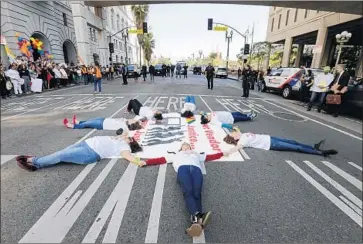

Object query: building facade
[71,2,140,66]
[265,7,362,76]
[0,1,78,65]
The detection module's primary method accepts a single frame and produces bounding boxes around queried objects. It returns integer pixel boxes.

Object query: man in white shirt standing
[307,66,334,112]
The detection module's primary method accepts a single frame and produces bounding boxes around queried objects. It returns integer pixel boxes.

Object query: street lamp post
[225,30,233,72]
[335,31,352,67]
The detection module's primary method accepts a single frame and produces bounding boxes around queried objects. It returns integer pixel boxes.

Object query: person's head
[181,110,194,118]
[336,64,345,74]
[246,65,251,70]
[200,114,210,124]
[323,66,331,74]
[208,62,212,66]
[127,121,143,131]
[154,112,163,121]
[179,142,192,151]
[127,137,143,153]
[223,134,239,145]
[11,63,17,70]
[307,69,312,76]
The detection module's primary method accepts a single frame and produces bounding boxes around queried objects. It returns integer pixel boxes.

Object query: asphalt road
[1,74,362,243]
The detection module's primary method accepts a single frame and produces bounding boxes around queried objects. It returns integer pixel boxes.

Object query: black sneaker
[314,140,325,150]
[197,211,212,227]
[322,149,338,157]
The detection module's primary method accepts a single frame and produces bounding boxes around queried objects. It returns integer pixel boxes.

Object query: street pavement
[1,74,362,243]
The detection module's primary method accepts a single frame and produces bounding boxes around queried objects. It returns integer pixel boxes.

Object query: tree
[249,41,270,70]
[142,32,155,65]
[131,5,149,65]
[198,50,203,59]
[208,52,218,59]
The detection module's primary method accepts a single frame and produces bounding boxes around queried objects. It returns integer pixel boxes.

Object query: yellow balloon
[30,37,35,41]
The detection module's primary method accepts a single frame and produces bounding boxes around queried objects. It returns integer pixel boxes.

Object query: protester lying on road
[181,95,196,118]
[16,132,144,172]
[125,99,163,121]
[200,111,257,129]
[143,142,228,237]
[63,115,143,131]
[223,128,338,157]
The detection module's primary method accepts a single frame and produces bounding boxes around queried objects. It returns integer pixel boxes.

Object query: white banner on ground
[31,78,42,93]
[129,113,243,161]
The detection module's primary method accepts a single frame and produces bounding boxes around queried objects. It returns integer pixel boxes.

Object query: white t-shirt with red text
[237,133,271,150]
[86,136,131,158]
[210,111,234,127]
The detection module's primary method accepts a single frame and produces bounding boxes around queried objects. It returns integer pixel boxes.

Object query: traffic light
[143,22,148,33]
[109,43,114,53]
[243,44,250,55]
[208,18,213,30]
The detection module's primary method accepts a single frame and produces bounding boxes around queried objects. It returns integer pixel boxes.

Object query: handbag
[6,80,13,90]
[326,94,341,105]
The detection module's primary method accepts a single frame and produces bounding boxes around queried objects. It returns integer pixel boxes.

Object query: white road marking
[143,96,159,108]
[285,160,362,227]
[321,161,362,191]
[145,164,167,243]
[166,97,179,111]
[193,230,206,243]
[339,196,362,216]
[154,97,168,110]
[263,99,362,141]
[19,159,117,243]
[1,97,75,121]
[348,162,362,171]
[1,155,17,165]
[304,161,362,209]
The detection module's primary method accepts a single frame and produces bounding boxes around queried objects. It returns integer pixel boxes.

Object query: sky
[147,4,270,63]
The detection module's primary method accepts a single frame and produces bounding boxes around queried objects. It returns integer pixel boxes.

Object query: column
[263,43,272,71]
[71,2,90,65]
[294,44,303,67]
[311,26,328,68]
[281,37,292,67]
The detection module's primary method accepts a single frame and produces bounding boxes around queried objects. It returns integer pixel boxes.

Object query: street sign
[128,29,143,34]
[213,26,228,31]
[208,18,213,30]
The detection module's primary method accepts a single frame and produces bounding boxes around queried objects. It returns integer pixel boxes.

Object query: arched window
[111,9,115,29]
[117,14,120,31]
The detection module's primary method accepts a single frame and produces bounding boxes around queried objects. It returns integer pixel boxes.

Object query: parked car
[154,64,163,76]
[126,64,140,78]
[215,67,228,78]
[193,66,202,75]
[261,67,324,99]
[344,77,363,111]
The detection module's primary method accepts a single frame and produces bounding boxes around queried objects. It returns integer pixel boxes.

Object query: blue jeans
[83,74,88,85]
[94,78,102,92]
[33,142,101,169]
[270,136,322,155]
[73,118,105,130]
[308,91,326,109]
[231,112,252,122]
[177,165,203,215]
[185,96,196,105]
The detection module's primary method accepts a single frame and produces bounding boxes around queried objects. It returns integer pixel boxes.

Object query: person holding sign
[223,128,338,157]
[63,115,143,131]
[16,132,144,172]
[307,66,334,113]
[200,111,257,129]
[144,142,228,237]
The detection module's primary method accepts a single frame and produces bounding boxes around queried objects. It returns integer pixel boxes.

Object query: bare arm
[121,150,145,167]
[224,144,244,156]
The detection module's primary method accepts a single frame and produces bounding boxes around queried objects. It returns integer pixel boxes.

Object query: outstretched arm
[145,157,167,166]
[205,152,224,162]
[121,150,145,167]
[224,144,244,156]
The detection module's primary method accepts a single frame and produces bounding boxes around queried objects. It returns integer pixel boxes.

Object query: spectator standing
[18,64,31,94]
[53,64,62,88]
[183,65,188,79]
[81,65,88,85]
[242,65,252,98]
[141,64,147,82]
[299,69,314,103]
[176,64,182,79]
[59,65,68,87]
[205,63,215,90]
[87,65,94,84]
[0,63,12,99]
[93,61,102,94]
[166,65,171,77]
[121,64,128,85]
[149,64,155,81]
[171,64,175,77]
[110,65,114,80]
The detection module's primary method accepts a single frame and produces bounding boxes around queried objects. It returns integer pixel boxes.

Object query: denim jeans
[231,112,252,122]
[308,91,326,109]
[94,78,102,92]
[270,136,322,155]
[22,76,31,93]
[33,142,101,169]
[82,74,88,85]
[185,96,196,105]
[177,165,203,215]
[73,118,105,130]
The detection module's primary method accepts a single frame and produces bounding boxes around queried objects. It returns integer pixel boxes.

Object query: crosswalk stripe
[304,161,362,209]
[286,160,362,227]
[339,196,362,216]
[1,155,17,165]
[321,161,362,191]
[193,230,206,243]
[348,161,362,171]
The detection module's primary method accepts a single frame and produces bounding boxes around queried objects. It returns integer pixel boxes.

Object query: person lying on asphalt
[143,142,228,237]
[181,95,196,118]
[125,99,163,121]
[63,114,143,131]
[200,111,257,129]
[223,128,338,157]
[16,130,145,172]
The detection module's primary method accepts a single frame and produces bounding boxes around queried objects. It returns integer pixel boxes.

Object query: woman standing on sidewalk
[93,61,102,94]
[144,142,228,237]
[200,110,257,129]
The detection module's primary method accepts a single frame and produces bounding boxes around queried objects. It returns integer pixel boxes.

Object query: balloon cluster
[16,34,32,58]
[15,33,53,59]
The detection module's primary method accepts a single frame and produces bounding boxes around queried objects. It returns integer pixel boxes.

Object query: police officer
[205,63,215,90]
[242,65,252,97]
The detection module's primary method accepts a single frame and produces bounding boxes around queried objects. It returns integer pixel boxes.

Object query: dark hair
[127,122,143,131]
[307,69,313,76]
[129,138,142,153]
[181,111,194,118]
[95,61,100,66]
[200,115,209,124]
[154,113,163,121]
[223,135,238,145]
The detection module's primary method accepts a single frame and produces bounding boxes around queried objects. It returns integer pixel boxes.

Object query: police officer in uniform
[205,63,215,90]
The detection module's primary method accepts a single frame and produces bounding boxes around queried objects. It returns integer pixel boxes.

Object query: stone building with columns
[265,7,362,76]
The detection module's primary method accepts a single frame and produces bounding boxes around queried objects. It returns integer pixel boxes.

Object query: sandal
[186,223,202,237]
[16,156,37,172]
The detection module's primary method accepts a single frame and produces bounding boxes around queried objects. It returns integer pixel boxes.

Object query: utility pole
[249,23,254,64]
[225,30,233,71]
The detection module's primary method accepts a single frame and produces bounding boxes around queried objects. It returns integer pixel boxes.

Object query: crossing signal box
[143,22,148,33]
[244,44,250,55]
[208,18,213,30]
[109,43,114,53]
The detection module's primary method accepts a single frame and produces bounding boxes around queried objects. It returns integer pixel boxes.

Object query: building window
[278,14,281,29]
[286,10,290,26]
[111,9,115,29]
[271,18,274,32]
[63,13,67,26]
[95,7,102,18]
[117,14,120,31]
[89,28,93,41]
[93,29,97,42]
[116,55,119,63]
[122,18,125,30]
[304,9,308,18]
[294,9,298,22]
